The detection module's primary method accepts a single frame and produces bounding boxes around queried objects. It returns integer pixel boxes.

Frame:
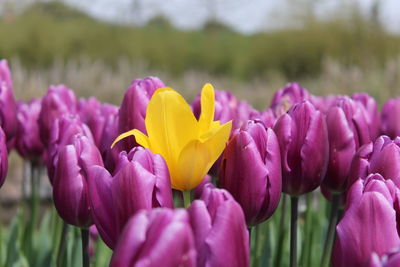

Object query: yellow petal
[198,83,215,134]
[202,121,232,163]
[145,88,198,165]
[175,139,211,191]
[111,129,150,149]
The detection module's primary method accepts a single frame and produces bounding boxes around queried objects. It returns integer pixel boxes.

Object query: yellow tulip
[112,83,232,191]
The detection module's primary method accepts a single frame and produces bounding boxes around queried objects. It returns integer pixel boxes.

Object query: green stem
[183,190,191,209]
[274,195,287,267]
[254,225,260,267]
[300,193,312,266]
[30,160,40,230]
[57,222,69,267]
[320,193,341,267]
[81,228,90,267]
[290,196,299,267]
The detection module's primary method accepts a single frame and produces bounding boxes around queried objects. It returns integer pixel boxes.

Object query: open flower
[112,84,232,191]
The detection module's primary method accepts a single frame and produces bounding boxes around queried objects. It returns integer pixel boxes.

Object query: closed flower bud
[38,85,78,146]
[323,97,372,193]
[220,120,281,226]
[88,147,173,248]
[188,184,249,267]
[15,98,45,159]
[110,208,196,267]
[274,101,329,195]
[118,77,165,151]
[348,136,400,188]
[382,97,400,139]
[53,134,103,227]
[0,59,17,149]
[333,174,400,267]
[270,82,310,116]
[47,114,93,183]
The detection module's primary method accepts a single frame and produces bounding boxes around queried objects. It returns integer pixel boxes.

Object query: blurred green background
[1,0,399,107]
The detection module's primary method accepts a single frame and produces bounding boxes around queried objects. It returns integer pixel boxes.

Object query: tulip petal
[176,140,211,191]
[145,88,198,165]
[111,129,150,149]
[202,121,232,163]
[87,165,117,248]
[198,83,215,133]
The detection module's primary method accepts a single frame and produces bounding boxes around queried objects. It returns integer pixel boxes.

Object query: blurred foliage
[0,1,399,81]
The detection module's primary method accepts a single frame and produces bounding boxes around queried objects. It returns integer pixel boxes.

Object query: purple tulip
[270,82,311,116]
[38,85,78,146]
[333,174,400,267]
[322,97,372,193]
[249,108,276,128]
[53,134,103,227]
[118,77,165,151]
[352,93,380,140]
[87,147,173,249]
[188,184,250,267]
[15,98,45,159]
[310,94,339,114]
[47,114,93,184]
[110,208,196,267]
[98,107,120,174]
[348,136,400,188]
[382,97,400,139]
[78,97,103,146]
[273,101,329,195]
[0,127,8,188]
[192,89,254,130]
[0,59,17,148]
[368,249,400,267]
[219,120,281,226]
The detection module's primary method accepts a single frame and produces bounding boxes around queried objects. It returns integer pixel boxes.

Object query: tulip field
[1,57,400,267]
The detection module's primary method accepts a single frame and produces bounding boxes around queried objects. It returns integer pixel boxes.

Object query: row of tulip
[1,57,400,267]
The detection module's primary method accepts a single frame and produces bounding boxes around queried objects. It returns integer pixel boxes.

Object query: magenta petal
[202,200,250,267]
[53,145,91,227]
[87,165,117,248]
[333,192,400,267]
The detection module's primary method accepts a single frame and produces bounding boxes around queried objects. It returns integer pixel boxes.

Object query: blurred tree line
[0,0,399,80]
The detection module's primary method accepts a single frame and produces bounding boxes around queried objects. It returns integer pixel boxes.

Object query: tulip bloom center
[113,83,232,191]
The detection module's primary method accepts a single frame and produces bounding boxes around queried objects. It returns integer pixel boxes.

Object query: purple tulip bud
[0,127,8,188]
[352,93,380,140]
[118,77,165,151]
[382,98,400,139]
[79,98,119,150]
[188,184,249,267]
[110,208,196,267]
[270,82,311,116]
[0,60,17,149]
[53,134,103,227]
[348,136,400,188]
[273,101,329,195]
[38,85,78,146]
[47,114,93,184]
[333,174,400,267]
[249,108,276,128]
[322,97,372,193]
[219,120,282,226]
[310,94,339,114]
[192,89,254,130]
[15,98,45,159]
[87,147,173,248]
[98,108,120,173]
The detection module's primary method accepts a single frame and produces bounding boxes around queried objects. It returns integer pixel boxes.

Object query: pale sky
[55,0,400,34]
